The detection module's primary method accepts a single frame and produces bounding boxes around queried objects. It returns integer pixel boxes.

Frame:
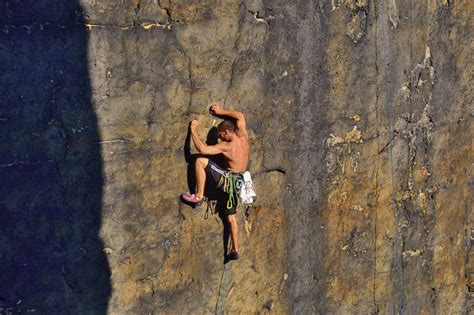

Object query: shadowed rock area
[1,0,472,314]
[0,1,110,314]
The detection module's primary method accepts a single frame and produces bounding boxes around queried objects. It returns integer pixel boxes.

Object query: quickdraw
[217,172,244,209]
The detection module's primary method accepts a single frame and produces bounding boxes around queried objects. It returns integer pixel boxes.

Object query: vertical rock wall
[0,2,111,314]
[1,0,471,314]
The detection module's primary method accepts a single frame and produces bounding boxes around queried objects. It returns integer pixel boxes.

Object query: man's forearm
[191,130,206,153]
[218,108,244,120]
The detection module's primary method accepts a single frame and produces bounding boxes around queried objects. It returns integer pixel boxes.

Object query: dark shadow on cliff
[183,124,231,263]
[0,2,111,313]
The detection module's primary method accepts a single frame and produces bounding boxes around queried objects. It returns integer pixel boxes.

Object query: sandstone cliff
[0,0,472,314]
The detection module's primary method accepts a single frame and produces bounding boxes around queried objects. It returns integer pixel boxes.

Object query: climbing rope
[215,261,229,314]
[379,0,404,313]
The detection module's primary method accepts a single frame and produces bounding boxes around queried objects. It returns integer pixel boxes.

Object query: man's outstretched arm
[210,103,248,138]
[190,120,227,155]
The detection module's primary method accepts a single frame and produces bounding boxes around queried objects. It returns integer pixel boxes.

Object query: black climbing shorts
[206,159,242,217]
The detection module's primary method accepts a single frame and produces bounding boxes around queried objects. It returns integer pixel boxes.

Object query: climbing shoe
[228,250,239,261]
[180,193,204,207]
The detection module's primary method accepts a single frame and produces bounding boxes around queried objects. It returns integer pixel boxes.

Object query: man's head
[217,120,236,141]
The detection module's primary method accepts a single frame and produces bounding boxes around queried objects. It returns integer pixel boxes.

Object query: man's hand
[209,102,223,116]
[190,119,198,132]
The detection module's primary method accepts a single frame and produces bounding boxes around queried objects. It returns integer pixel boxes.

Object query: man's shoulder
[216,141,231,149]
[239,134,249,145]
[232,135,248,145]
[236,131,249,140]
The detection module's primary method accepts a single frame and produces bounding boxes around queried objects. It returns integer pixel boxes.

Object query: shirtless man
[181,103,249,260]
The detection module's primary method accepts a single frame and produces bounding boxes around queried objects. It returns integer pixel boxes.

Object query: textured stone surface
[0,0,472,314]
[0,3,111,314]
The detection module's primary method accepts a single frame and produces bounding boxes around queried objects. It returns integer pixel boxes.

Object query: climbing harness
[216,170,256,209]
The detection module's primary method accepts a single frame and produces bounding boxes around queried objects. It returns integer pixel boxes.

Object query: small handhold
[351,114,361,122]
[103,247,115,254]
[264,300,274,310]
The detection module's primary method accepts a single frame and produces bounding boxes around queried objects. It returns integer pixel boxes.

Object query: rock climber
[181,102,250,261]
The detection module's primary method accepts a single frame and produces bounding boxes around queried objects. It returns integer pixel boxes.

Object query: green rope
[226,173,236,209]
[226,173,243,209]
[216,171,242,210]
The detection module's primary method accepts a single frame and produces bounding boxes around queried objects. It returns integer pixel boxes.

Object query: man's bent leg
[227,214,239,253]
[195,157,209,199]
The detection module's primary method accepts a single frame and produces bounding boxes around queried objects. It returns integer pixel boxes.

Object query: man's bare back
[219,126,249,172]
[190,103,249,172]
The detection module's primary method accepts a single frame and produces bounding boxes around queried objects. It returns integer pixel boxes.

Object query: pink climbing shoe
[180,193,204,207]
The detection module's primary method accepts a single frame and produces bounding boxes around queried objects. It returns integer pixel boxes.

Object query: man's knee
[227,214,236,223]
[195,157,209,168]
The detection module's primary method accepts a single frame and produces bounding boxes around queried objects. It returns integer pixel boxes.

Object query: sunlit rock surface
[1,0,472,313]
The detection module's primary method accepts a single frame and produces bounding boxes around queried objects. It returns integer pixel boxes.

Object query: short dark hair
[217,120,236,133]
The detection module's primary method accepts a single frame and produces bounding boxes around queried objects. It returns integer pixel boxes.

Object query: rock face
[1,0,472,314]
